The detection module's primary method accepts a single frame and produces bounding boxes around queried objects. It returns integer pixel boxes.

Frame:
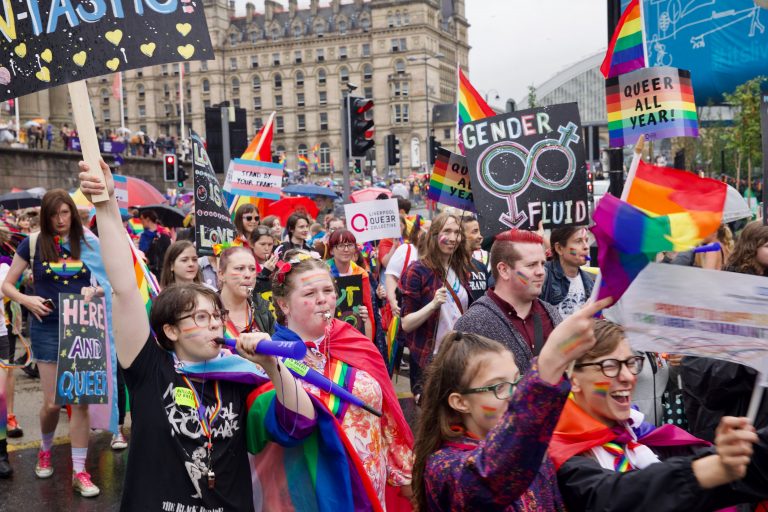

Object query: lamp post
[408,52,444,171]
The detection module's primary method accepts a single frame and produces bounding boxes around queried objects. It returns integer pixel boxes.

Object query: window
[360,17,370,31]
[298,144,308,157]
[250,31,259,44]
[318,69,326,85]
[253,97,261,110]
[338,20,347,34]
[161,64,168,76]
[339,46,347,60]
[319,143,330,173]
[252,76,261,90]
[393,104,409,123]
[233,99,240,108]
[185,81,191,97]
[391,38,407,52]
[297,114,306,132]
[293,24,302,38]
[136,70,143,78]
[444,128,451,140]
[275,95,283,107]
[272,52,280,66]
[254,117,263,130]
[276,116,284,134]
[296,71,304,88]
[395,11,402,26]
[229,33,238,45]
[183,62,190,74]
[138,105,146,117]
[102,108,110,122]
[316,49,325,62]
[137,84,145,99]
[271,26,280,40]
[274,73,282,89]
[319,112,328,131]
[173,63,180,76]
[200,61,208,71]
[315,20,325,36]
[339,67,349,82]
[363,64,373,81]
[163,83,170,98]
[251,55,258,68]
[318,90,327,105]
[229,57,237,70]
[164,104,171,116]
[403,10,410,25]
[294,50,302,63]
[186,102,192,114]
[203,100,210,109]
[231,77,240,96]
[387,12,395,28]
[363,86,373,99]
[362,43,371,57]
[297,92,305,107]
[395,60,406,74]
[393,81,409,97]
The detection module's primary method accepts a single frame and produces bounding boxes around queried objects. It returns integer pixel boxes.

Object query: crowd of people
[0,157,763,511]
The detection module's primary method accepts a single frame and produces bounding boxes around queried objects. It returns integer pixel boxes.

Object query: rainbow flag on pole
[600,0,647,78]
[297,154,310,169]
[456,67,496,155]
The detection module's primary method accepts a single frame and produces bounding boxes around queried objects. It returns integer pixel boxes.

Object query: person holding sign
[551,320,768,511]
[217,246,274,336]
[78,160,314,511]
[327,229,375,341]
[540,226,595,318]
[1,190,109,497]
[401,213,474,398]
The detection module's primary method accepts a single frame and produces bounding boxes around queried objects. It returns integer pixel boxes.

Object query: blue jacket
[540,258,595,307]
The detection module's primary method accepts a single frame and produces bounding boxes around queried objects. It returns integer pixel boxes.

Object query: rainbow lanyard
[180,375,222,439]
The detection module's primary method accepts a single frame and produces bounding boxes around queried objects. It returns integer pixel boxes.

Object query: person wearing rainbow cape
[551,320,768,511]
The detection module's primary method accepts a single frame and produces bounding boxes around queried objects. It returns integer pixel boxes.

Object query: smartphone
[42,298,55,310]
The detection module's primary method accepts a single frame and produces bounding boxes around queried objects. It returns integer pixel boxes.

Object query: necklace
[180,375,222,489]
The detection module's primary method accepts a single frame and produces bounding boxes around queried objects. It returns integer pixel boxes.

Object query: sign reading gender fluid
[55,294,109,405]
[463,103,588,234]
[0,0,213,101]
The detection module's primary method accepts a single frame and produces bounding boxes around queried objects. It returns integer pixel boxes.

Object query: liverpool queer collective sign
[344,198,400,244]
[463,103,588,234]
[0,0,213,101]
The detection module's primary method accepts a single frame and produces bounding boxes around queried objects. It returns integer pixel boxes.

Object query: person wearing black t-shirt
[79,160,316,512]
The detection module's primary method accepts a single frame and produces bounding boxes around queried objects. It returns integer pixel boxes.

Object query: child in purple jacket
[412,297,611,511]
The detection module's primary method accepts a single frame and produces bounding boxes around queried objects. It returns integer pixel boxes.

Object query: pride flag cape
[456,67,496,155]
[600,0,646,78]
[592,194,703,302]
[549,398,707,470]
[626,160,726,239]
[385,316,400,376]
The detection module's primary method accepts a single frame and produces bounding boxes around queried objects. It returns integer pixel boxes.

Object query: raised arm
[79,160,149,367]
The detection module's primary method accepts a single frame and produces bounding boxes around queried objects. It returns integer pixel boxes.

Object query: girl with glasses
[233,204,260,249]
[412,298,611,511]
[551,320,768,511]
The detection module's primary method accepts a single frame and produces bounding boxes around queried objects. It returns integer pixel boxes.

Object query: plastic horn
[693,242,721,254]
[214,337,308,360]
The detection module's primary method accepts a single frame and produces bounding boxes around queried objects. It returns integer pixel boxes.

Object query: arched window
[231,77,240,95]
[363,64,373,81]
[387,11,395,28]
[395,59,406,74]
[249,31,259,43]
[296,71,304,88]
[314,20,325,36]
[338,19,347,34]
[360,16,371,31]
[319,142,331,173]
[271,26,280,40]
[317,69,326,86]
[252,76,261,90]
[274,73,282,89]
[298,143,308,156]
[229,32,238,45]
[339,66,349,83]
[395,11,401,26]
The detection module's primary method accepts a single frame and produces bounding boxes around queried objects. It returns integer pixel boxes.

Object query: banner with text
[0,0,213,101]
[55,294,109,405]
[607,263,768,374]
[463,103,588,234]
[606,66,699,148]
[192,131,236,256]
[427,147,476,212]
[344,198,400,244]
[223,158,283,200]
[335,274,364,330]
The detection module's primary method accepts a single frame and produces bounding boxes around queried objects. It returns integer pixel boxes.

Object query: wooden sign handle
[67,80,109,203]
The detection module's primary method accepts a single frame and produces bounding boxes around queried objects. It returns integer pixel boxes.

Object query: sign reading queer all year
[606,66,699,148]
[463,103,588,233]
[55,294,109,405]
[0,0,213,101]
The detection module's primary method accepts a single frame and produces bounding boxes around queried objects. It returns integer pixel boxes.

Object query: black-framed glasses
[334,243,356,251]
[574,356,645,378]
[460,378,521,400]
[177,309,228,328]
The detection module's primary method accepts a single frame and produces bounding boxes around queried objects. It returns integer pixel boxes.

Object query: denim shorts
[30,318,60,363]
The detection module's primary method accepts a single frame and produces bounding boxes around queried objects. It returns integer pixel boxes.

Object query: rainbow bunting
[456,67,496,155]
[600,0,646,78]
[386,316,400,375]
[427,147,476,211]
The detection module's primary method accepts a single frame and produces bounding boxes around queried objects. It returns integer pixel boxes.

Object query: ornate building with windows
[78,0,469,175]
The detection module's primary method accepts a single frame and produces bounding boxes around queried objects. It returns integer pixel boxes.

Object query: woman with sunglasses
[550,320,768,511]
[233,204,260,249]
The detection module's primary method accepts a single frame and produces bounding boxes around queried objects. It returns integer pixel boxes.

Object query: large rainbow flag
[456,67,496,155]
[600,0,646,78]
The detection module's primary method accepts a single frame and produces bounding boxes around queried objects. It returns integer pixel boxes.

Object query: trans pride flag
[600,0,646,78]
[456,67,496,155]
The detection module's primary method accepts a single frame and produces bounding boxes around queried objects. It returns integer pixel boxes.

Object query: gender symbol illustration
[476,121,580,228]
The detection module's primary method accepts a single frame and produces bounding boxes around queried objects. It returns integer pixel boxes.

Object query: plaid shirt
[401,260,471,369]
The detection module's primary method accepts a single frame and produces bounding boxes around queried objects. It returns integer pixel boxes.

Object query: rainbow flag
[456,67,496,155]
[592,194,703,302]
[600,0,646,78]
[606,66,698,147]
[386,316,400,376]
[427,147,476,211]
[297,154,310,169]
[127,217,143,236]
[128,235,159,315]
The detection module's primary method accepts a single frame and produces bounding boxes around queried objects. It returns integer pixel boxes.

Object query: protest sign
[0,0,212,102]
[335,274,364,329]
[344,198,400,244]
[427,148,476,212]
[55,294,109,405]
[606,66,699,148]
[192,131,236,256]
[223,158,283,200]
[70,138,126,154]
[463,103,588,234]
[607,263,768,374]
[113,174,128,210]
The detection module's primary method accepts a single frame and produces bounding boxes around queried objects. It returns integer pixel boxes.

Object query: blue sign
[69,137,126,154]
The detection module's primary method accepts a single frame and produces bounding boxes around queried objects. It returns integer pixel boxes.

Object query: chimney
[265,0,277,21]
[245,2,255,22]
[289,0,297,16]
[332,0,340,14]
[310,0,318,16]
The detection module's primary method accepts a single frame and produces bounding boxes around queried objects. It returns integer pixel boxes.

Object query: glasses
[574,356,645,378]
[460,378,521,400]
[243,215,259,222]
[177,309,229,328]
[334,243,356,251]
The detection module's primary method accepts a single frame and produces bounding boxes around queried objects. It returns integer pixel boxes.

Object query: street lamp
[408,52,444,171]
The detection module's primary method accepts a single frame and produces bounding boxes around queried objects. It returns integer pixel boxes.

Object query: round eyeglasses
[460,378,521,400]
[177,309,229,328]
[573,356,645,378]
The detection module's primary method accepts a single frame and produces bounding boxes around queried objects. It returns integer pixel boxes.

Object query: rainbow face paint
[299,272,330,287]
[480,405,499,419]
[515,271,529,286]
[593,381,610,397]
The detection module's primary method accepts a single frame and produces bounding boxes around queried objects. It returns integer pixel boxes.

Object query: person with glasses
[78,160,315,511]
[233,204,260,249]
[412,298,611,511]
[540,226,595,318]
[551,320,768,511]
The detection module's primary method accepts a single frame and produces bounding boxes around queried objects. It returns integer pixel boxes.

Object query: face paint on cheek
[480,405,499,419]
[593,381,610,397]
[180,325,206,333]
[515,271,529,286]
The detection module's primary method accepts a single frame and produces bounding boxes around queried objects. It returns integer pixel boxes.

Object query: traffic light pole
[221,104,231,174]
[341,91,351,202]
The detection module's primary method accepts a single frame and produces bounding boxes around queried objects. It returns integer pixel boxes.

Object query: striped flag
[456,67,496,155]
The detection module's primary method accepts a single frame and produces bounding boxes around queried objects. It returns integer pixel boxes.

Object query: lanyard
[180,375,222,439]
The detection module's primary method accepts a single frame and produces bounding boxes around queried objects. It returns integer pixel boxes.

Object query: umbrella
[116,127,132,135]
[137,204,186,228]
[69,176,166,209]
[722,184,752,223]
[26,186,46,196]
[265,196,319,223]
[0,190,43,210]
[350,187,392,203]
[22,120,40,128]
[282,184,338,199]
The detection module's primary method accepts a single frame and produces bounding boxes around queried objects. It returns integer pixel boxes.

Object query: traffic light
[163,153,178,182]
[177,165,188,189]
[587,166,595,203]
[386,134,400,166]
[348,97,374,157]
[428,136,440,165]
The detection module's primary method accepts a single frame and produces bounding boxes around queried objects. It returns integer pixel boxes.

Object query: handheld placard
[69,81,109,203]
[214,337,307,360]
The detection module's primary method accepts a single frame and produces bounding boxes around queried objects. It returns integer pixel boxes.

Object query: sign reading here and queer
[55,294,109,405]
[0,0,213,101]
[606,66,699,148]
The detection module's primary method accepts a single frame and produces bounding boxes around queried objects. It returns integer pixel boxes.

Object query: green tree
[723,76,765,192]
[526,84,537,109]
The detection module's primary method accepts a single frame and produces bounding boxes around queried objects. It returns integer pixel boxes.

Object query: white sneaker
[111,432,128,450]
